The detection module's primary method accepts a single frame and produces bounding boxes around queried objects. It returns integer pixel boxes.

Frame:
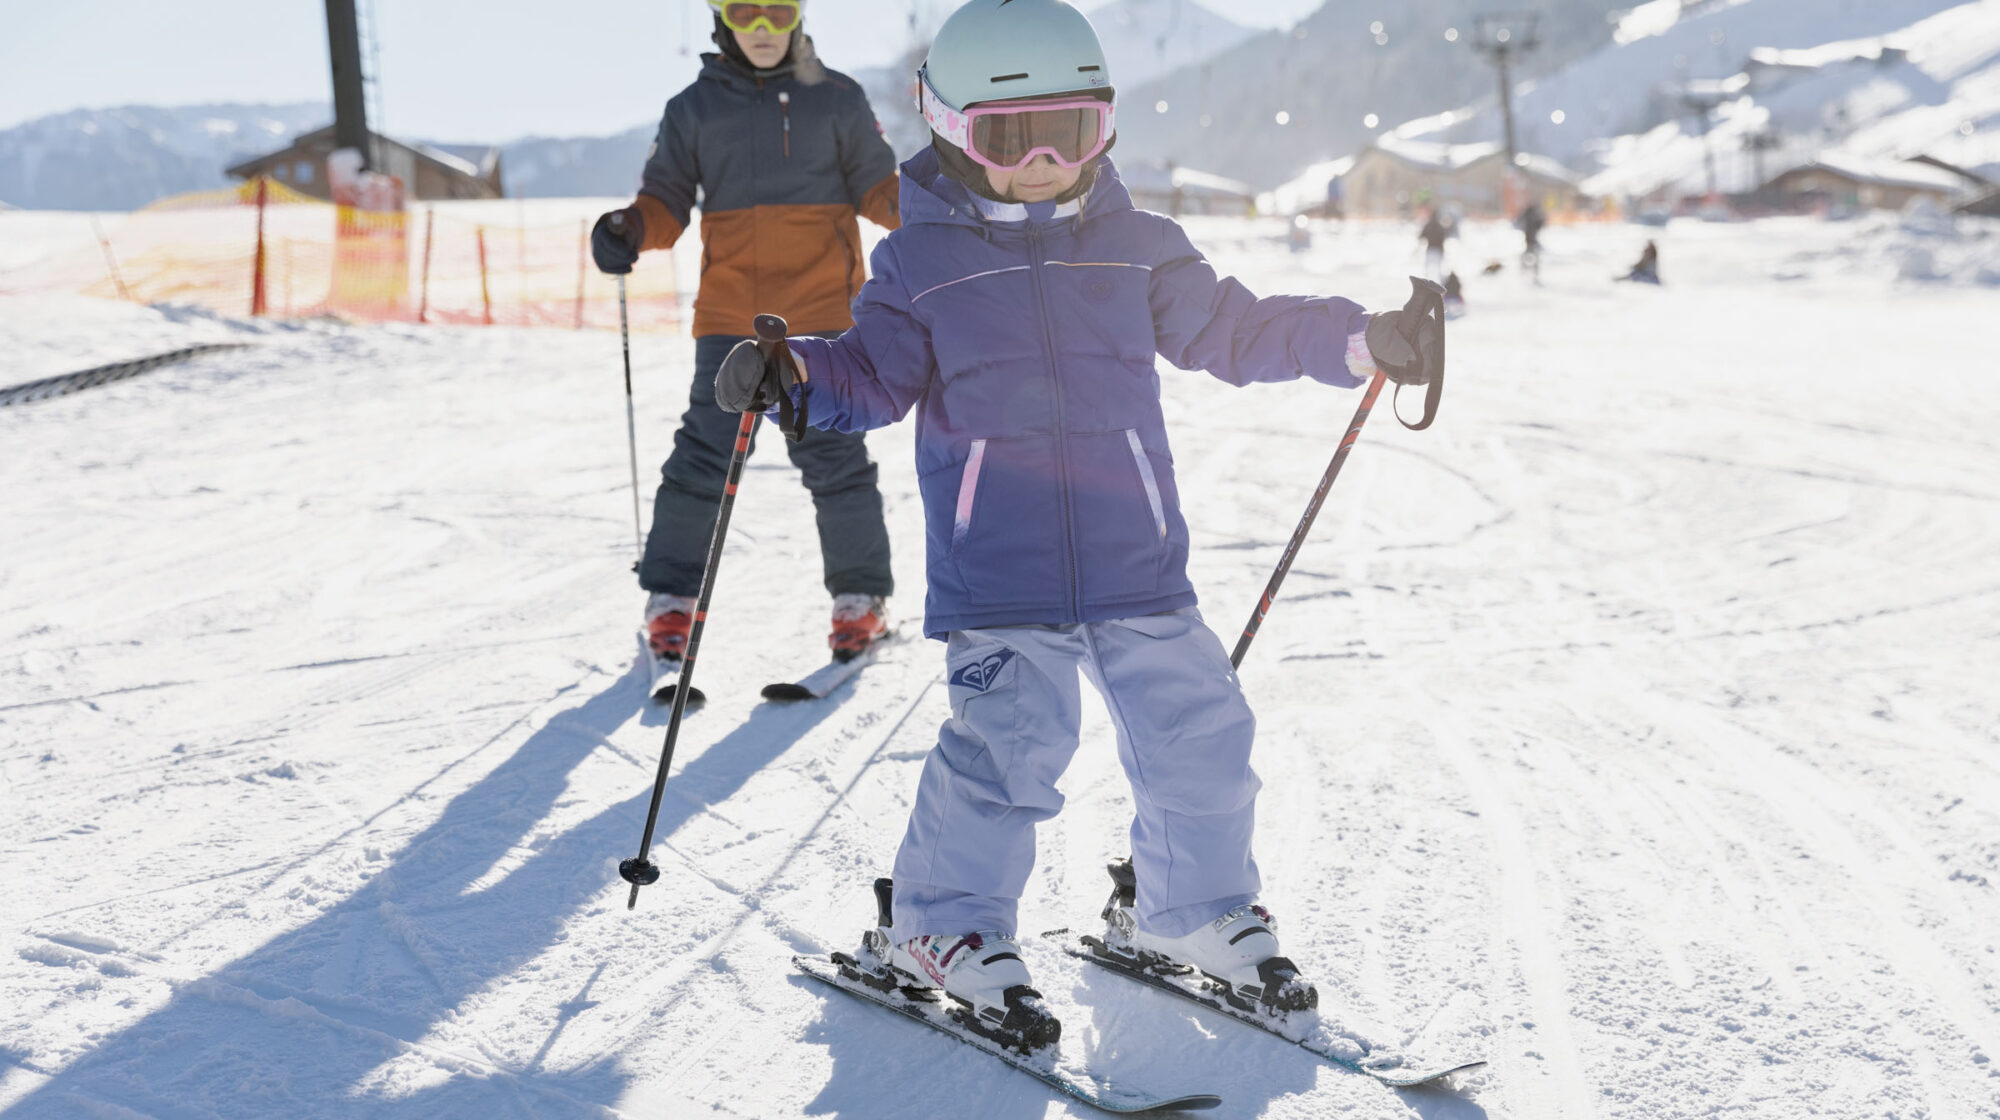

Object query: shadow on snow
[5,657,853,1119]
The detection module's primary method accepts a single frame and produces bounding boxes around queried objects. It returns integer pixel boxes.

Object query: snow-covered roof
[1121,163,1257,200]
[1747,38,1906,72]
[1783,152,1977,194]
[1368,134,1503,172]
[224,126,495,182]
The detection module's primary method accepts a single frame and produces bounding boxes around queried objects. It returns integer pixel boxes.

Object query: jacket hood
[897,148,1136,232]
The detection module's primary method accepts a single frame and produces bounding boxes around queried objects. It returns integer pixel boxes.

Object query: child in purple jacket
[715,0,1440,1051]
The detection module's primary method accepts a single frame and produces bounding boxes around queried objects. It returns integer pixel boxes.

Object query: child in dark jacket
[592,0,902,667]
[715,0,1439,1050]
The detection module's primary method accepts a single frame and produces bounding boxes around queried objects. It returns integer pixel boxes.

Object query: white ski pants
[891,608,1262,941]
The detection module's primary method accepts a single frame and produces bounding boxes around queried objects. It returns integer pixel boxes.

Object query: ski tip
[1150,1095,1224,1113]
[653,682,706,707]
[761,682,817,702]
[1368,1059,1487,1088]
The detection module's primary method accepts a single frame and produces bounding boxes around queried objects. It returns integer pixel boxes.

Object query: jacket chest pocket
[1069,429,1170,603]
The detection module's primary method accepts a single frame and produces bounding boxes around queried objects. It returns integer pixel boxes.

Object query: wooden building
[226,127,504,202]
[1338,137,1586,218]
[1759,154,1974,212]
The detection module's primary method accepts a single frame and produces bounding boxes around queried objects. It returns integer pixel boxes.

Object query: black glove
[591,208,643,275]
[1364,303,1443,387]
[714,338,804,415]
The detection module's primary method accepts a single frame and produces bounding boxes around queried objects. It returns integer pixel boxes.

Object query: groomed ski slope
[3,213,1997,1120]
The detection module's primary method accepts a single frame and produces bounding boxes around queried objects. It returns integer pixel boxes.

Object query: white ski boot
[1099,858,1317,1014]
[849,878,1061,1052]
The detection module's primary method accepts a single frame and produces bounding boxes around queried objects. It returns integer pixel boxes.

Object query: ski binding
[1056,860,1485,1089]
[794,952,1221,1114]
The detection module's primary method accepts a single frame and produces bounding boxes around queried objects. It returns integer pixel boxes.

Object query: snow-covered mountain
[0,103,329,211]
[499,126,655,200]
[1079,0,1258,89]
[1110,0,1635,189]
[1386,0,2000,199]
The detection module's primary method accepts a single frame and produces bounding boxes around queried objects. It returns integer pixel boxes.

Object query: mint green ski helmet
[920,0,1114,115]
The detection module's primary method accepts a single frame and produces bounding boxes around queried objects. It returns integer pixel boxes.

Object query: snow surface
[3,213,1999,1119]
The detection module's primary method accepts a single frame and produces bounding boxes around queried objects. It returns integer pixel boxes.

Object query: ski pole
[615,256,645,563]
[1229,278,1445,670]
[619,313,789,910]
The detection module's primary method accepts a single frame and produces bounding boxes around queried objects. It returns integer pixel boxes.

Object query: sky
[0,0,1325,143]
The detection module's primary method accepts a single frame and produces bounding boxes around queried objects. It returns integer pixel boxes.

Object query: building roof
[1956,186,2000,216]
[224,125,498,183]
[1367,135,1504,173]
[1357,136,1582,188]
[1774,153,1975,195]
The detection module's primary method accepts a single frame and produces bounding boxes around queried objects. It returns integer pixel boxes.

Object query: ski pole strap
[1390,277,1446,432]
[775,381,810,443]
[1393,373,1442,432]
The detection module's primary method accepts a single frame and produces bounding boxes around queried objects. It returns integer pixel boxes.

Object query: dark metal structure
[1471,13,1541,164]
[324,0,371,169]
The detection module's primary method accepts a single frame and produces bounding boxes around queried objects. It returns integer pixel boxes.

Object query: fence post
[574,217,588,329]
[89,216,134,302]
[251,177,269,317]
[418,208,435,324]
[476,226,493,326]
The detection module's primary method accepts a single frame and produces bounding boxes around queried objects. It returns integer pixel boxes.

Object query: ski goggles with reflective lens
[920,71,1116,172]
[710,0,801,35]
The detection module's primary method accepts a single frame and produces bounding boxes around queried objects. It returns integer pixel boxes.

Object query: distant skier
[1621,240,1662,284]
[592,0,901,668]
[720,0,1443,1052]
[1443,270,1467,318]
[1516,200,1546,283]
[1419,205,1454,281]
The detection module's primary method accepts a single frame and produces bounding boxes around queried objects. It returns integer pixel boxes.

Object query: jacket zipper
[1025,224,1082,621]
[778,91,791,159]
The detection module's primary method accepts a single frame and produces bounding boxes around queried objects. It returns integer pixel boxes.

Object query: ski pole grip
[753,313,811,442]
[753,313,788,352]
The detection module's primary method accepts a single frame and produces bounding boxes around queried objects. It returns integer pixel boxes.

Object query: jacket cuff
[1344,327,1380,383]
[631,194,684,251]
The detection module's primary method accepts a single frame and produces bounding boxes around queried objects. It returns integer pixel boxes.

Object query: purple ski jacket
[788,150,1370,638]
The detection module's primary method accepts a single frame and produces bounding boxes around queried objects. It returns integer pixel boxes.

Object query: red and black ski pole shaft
[1229,368,1388,670]
[1229,277,1445,670]
[620,313,789,910]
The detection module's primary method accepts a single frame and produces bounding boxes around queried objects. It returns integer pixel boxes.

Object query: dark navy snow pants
[638,333,894,599]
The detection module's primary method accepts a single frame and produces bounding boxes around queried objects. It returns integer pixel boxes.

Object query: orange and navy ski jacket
[630,50,901,338]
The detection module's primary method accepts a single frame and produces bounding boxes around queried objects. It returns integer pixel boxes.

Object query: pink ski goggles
[920,71,1116,172]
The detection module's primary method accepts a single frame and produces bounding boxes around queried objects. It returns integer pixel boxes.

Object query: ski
[1054,933,1485,1089]
[638,630,705,708]
[794,953,1222,1115]
[759,640,891,702]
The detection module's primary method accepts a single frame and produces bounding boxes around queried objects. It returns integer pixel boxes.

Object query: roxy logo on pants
[950,650,1016,693]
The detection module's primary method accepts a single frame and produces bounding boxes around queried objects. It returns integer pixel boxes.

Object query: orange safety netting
[0,178,682,332]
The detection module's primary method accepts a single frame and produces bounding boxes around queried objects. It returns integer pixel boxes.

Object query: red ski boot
[828,593,888,663]
[644,593,697,661]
